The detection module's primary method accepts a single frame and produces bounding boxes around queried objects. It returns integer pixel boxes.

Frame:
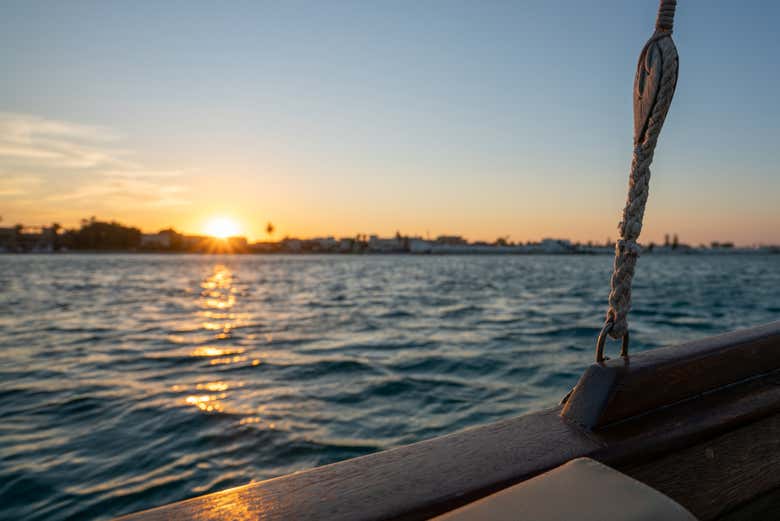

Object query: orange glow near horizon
[203,217,241,239]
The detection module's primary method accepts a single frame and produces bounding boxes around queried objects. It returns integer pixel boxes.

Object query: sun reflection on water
[173,264,267,419]
[205,296,235,310]
[184,394,225,412]
[196,381,230,392]
[190,346,245,357]
[209,355,247,366]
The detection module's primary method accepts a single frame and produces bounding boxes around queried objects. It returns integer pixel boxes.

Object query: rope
[656,0,677,32]
[604,1,679,342]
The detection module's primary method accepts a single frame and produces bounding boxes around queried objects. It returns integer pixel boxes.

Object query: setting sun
[204,217,241,239]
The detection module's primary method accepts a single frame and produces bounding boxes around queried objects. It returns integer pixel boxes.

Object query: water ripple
[0,253,778,520]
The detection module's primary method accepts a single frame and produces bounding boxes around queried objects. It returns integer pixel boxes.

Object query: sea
[1,253,778,520]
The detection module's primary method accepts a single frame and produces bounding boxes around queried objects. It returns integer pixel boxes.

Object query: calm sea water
[1,254,778,520]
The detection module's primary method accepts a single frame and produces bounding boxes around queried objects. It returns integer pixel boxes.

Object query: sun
[204,217,241,239]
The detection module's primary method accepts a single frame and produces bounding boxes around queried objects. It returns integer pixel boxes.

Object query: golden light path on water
[176,265,264,424]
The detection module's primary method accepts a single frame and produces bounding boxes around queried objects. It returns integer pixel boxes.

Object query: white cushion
[432,457,697,521]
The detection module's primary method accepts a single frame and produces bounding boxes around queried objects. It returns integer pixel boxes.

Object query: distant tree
[664,234,670,247]
[672,234,679,250]
[158,228,183,250]
[70,218,141,250]
[50,223,62,250]
[647,242,655,252]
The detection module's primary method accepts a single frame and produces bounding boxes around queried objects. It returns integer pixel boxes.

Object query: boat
[117,2,780,519]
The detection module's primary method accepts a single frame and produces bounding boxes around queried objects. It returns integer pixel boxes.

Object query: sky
[1,1,778,245]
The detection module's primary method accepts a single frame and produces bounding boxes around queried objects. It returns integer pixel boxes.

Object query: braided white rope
[605,1,679,341]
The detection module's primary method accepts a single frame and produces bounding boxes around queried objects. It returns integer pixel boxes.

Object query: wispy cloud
[45,176,190,207]
[0,113,191,211]
[0,174,42,197]
[0,112,127,169]
[0,113,118,142]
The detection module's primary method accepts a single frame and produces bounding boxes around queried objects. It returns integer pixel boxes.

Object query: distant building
[281,238,301,252]
[338,238,355,253]
[435,235,467,245]
[140,229,189,250]
[314,237,338,252]
[249,241,277,253]
[140,232,172,249]
[0,225,60,252]
[409,239,433,253]
[538,239,573,253]
[368,235,404,253]
[182,235,210,252]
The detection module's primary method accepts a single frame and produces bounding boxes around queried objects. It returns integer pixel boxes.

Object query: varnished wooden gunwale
[562,321,780,429]
[117,321,780,521]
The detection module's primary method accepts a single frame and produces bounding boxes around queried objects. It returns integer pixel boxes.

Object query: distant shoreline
[3,219,777,254]
[2,249,777,256]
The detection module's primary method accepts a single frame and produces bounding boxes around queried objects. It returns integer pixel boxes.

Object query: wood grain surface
[623,413,780,520]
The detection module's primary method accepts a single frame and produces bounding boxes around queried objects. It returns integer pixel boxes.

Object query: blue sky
[1,0,778,244]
